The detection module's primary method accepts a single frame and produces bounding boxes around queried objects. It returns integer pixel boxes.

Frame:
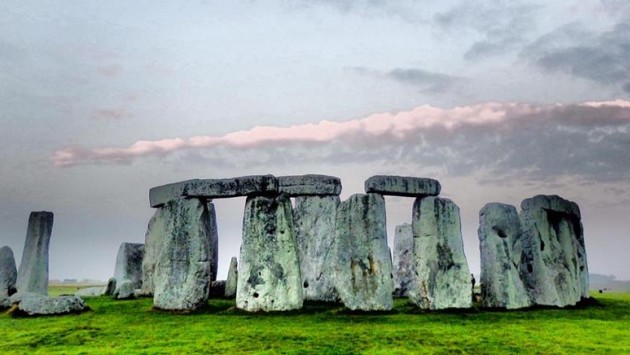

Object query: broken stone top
[520,194,580,218]
[278,174,341,196]
[149,175,278,207]
[364,175,441,197]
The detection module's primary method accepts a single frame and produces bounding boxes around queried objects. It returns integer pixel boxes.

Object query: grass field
[2,287,629,354]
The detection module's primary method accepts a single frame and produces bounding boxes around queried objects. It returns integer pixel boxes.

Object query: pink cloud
[51,100,630,167]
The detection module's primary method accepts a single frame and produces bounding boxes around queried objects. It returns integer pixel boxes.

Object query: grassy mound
[2,288,629,353]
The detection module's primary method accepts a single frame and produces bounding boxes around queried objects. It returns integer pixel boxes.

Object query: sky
[1,0,629,282]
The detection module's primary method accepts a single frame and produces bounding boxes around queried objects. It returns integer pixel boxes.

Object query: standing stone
[9,293,89,316]
[207,202,219,282]
[478,203,530,309]
[294,195,340,302]
[112,243,144,299]
[409,197,471,310]
[332,193,393,311]
[225,257,238,298]
[237,193,303,312]
[1,246,17,307]
[364,175,441,197]
[392,223,414,297]
[519,195,589,307]
[152,198,214,311]
[141,207,168,296]
[16,212,54,296]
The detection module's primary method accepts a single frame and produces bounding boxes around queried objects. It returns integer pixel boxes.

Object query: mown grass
[2,288,630,354]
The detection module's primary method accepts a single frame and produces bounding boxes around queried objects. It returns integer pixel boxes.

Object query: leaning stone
[409,197,472,310]
[278,175,342,196]
[364,175,441,197]
[392,223,414,297]
[10,292,88,316]
[112,243,144,299]
[1,246,17,307]
[294,195,340,302]
[141,207,168,296]
[478,203,530,309]
[519,195,589,307]
[75,286,105,298]
[332,193,393,311]
[149,175,278,207]
[16,212,54,295]
[237,194,303,312]
[153,198,214,311]
[225,257,238,298]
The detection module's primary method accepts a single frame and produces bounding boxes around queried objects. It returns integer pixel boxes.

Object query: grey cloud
[350,66,462,93]
[525,23,630,93]
[435,2,539,60]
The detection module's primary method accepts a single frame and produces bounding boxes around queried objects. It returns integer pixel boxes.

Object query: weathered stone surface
[294,195,340,302]
[16,212,54,295]
[148,179,200,208]
[112,243,144,299]
[392,223,413,297]
[113,279,136,299]
[409,197,472,310]
[75,286,105,297]
[141,208,167,296]
[237,194,303,312]
[332,193,393,311]
[278,175,342,196]
[0,246,17,307]
[478,203,530,309]
[207,202,219,282]
[10,292,88,316]
[364,175,441,197]
[225,257,238,298]
[149,175,278,207]
[152,198,214,311]
[519,195,589,307]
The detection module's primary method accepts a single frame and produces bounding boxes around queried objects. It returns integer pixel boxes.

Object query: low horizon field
[1,287,629,353]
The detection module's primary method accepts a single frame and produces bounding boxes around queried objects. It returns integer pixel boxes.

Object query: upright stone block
[225,257,238,298]
[16,212,54,295]
[112,243,145,299]
[392,223,413,297]
[141,207,168,296]
[519,195,589,307]
[237,194,303,312]
[364,175,441,197]
[478,203,530,309]
[1,246,17,307]
[332,193,393,311]
[152,198,214,311]
[293,195,340,302]
[278,175,342,196]
[409,197,471,310]
[207,202,219,282]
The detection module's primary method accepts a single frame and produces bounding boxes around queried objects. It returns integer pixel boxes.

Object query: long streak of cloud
[52,100,630,184]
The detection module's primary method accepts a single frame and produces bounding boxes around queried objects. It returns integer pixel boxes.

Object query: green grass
[2,289,630,354]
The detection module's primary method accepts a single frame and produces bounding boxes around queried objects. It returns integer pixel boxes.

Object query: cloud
[434,2,539,60]
[525,23,630,93]
[349,66,462,93]
[91,108,127,120]
[52,100,630,186]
